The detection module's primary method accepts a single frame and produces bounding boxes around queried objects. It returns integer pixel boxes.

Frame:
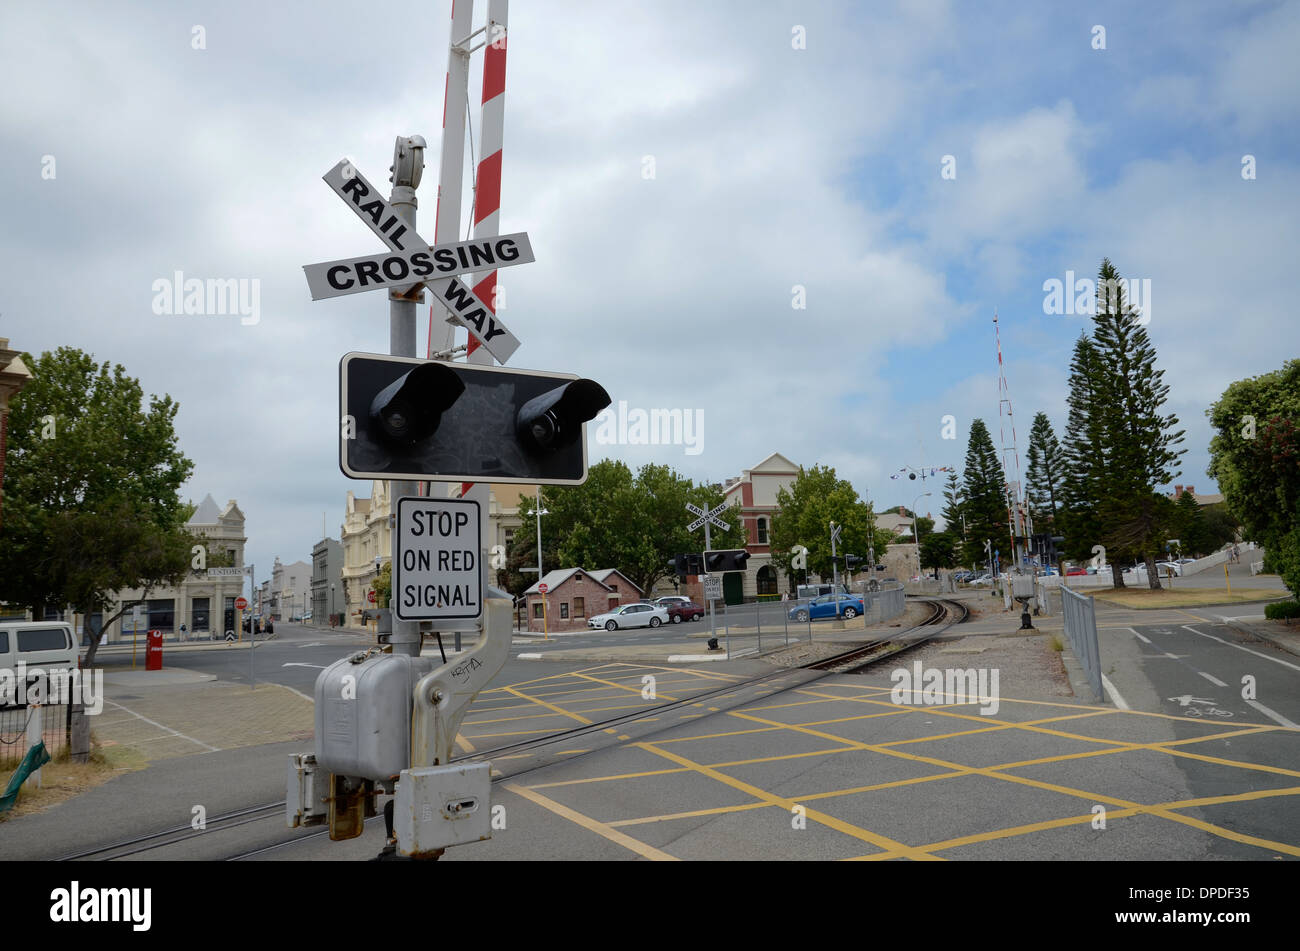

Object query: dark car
[788,594,866,622]
[663,600,705,623]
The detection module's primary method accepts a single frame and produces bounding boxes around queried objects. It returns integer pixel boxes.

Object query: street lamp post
[535,485,548,581]
[912,491,932,580]
[330,583,335,627]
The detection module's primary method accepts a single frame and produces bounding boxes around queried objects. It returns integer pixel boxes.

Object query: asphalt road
[161,622,611,693]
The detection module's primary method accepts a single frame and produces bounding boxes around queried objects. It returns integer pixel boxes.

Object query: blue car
[788,594,866,622]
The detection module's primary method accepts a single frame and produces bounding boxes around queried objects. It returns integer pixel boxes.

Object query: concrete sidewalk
[1220,614,1300,659]
[89,673,314,765]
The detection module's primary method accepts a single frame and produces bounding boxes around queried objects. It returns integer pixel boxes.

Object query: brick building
[522,568,641,633]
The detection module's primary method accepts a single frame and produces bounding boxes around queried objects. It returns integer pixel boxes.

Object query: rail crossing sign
[393,497,482,621]
[304,158,526,365]
[686,502,730,533]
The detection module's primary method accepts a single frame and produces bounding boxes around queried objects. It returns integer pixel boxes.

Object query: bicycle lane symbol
[1168,695,1234,718]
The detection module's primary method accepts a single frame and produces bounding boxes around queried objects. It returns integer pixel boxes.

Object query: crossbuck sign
[302,158,528,364]
[686,502,730,533]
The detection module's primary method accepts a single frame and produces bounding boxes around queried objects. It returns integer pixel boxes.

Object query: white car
[589,603,669,631]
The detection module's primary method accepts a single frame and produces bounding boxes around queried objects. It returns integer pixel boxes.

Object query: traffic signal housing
[341,352,611,484]
[668,553,706,578]
[845,554,862,572]
[704,549,750,573]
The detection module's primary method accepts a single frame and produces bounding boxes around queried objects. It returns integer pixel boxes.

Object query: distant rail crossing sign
[394,497,482,621]
[686,502,730,533]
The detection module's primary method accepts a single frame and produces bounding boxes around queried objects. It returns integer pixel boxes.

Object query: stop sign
[538,583,548,594]
[368,590,377,603]
[235,597,248,610]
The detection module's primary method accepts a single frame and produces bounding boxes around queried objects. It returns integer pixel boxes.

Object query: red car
[663,600,705,623]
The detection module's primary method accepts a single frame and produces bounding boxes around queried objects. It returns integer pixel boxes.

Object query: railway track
[58,597,968,862]
[811,597,969,674]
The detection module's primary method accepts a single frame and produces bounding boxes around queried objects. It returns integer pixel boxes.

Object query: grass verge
[0,735,146,823]
[1089,586,1291,609]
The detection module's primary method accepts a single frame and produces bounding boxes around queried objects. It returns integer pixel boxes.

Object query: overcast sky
[2,0,1297,575]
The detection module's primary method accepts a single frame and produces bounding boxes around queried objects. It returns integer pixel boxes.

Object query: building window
[192,598,210,632]
[147,598,176,633]
[560,603,569,619]
[757,518,768,544]
[533,602,544,619]
[504,529,514,546]
[757,565,778,596]
[573,597,585,617]
[575,574,583,584]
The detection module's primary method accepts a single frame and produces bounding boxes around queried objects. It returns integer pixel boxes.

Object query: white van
[0,620,78,707]
[796,583,849,601]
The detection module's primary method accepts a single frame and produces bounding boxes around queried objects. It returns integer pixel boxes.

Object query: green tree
[1200,503,1240,553]
[940,471,966,563]
[770,465,890,586]
[0,348,195,667]
[1173,490,1205,557]
[373,561,392,608]
[1207,360,1300,598]
[920,530,958,571]
[1024,412,1065,529]
[1058,335,1113,581]
[1089,259,1186,589]
[960,419,1006,568]
[506,460,747,597]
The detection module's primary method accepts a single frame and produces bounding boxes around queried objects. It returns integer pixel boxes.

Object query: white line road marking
[516,653,543,660]
[1126,628,1152,644]
[1198,671,1229,687]
[666,654,728,662]
[1101,674,1129,710]
[298,642,324,648]
[281,662,327,669]
[103,699,220,753]
[1181,624,1300,673]
[1245,700,1300,729]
